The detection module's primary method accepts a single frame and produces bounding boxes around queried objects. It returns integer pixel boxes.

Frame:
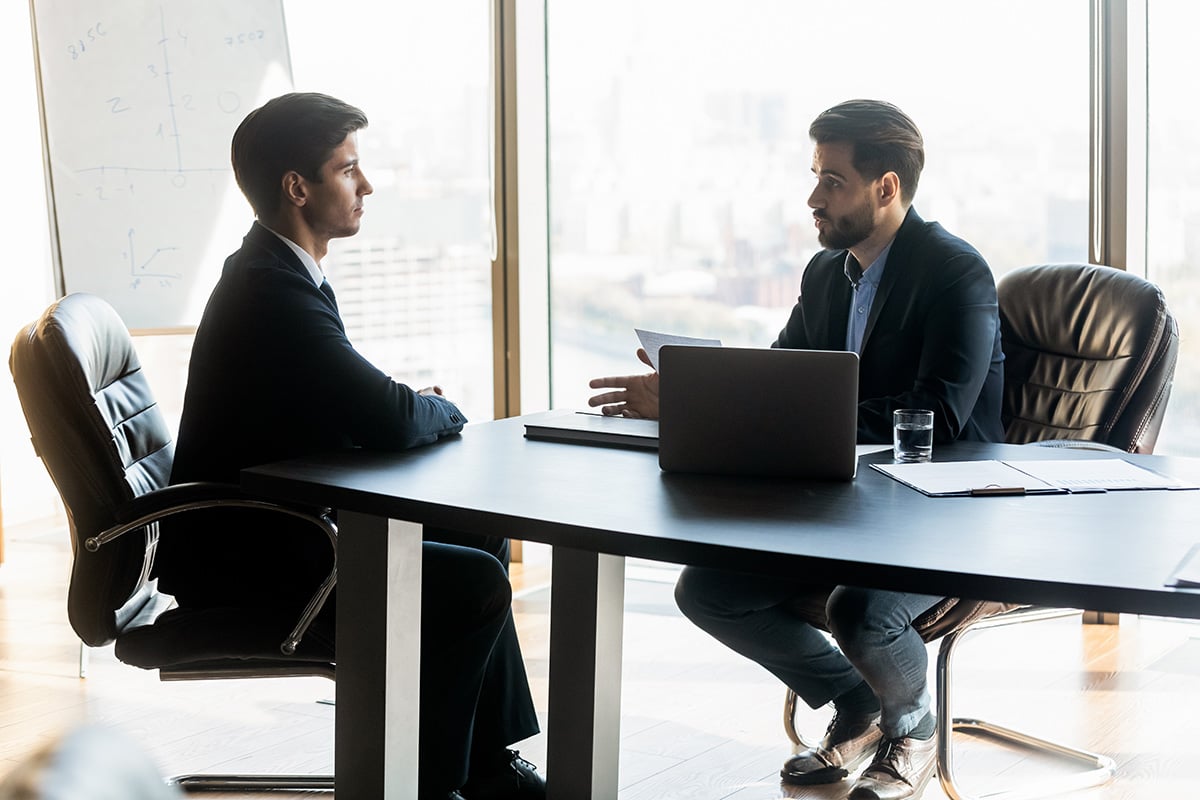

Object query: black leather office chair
[999,263,1178,453]
[8,293,337,792]
[785,264,1178,799]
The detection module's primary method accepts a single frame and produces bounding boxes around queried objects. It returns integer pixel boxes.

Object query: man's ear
[878,171,901,206]
[281,171,307,208]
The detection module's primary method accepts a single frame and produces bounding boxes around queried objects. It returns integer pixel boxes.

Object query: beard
[815,201,875,250]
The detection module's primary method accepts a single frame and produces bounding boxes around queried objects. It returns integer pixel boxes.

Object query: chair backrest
[998,264,1179,454]
[8,294,174,646]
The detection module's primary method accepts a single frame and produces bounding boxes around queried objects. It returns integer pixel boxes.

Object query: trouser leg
[674,566,943,739]
[425,528,541,759]
[674,567,862,709]
[416,542,513,794]
[826,586,942,738]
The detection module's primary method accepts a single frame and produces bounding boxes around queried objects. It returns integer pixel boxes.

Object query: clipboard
[872,460,1063,497]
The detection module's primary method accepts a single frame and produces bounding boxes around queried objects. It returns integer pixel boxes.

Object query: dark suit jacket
[155,222,467,607]
[774,207,1004,445]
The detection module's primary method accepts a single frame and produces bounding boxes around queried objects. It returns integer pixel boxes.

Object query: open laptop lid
[658,345,859,479]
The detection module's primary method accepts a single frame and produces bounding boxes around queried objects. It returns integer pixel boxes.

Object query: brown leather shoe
[847,731,937,800]
[780,710,882,785]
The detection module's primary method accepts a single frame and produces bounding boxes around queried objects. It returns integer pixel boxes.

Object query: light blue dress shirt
[844,242,893,354]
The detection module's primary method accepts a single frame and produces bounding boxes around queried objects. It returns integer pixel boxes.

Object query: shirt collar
[258,222,325,287]
[844,239,895,290]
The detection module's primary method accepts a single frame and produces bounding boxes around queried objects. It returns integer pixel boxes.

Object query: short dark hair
[231,92,368,218]
[809,100,924,204]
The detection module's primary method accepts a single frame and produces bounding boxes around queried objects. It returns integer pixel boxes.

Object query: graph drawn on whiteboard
[31,0,293,329]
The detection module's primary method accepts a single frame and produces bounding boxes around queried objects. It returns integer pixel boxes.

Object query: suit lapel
[860,207,922,352]
[826,265,853,348]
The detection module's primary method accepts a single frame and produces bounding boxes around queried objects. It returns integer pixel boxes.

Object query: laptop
[658,345,859,479]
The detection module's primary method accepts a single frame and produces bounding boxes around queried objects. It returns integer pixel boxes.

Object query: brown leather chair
[786,264,1178,799]
[9,293,336,792]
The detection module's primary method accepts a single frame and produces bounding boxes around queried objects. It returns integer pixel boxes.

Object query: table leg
[546,548,626,799]
[336,511,423,799]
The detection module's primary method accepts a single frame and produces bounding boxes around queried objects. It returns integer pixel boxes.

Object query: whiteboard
[31,0,293,330]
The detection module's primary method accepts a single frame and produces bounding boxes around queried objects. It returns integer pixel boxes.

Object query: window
[1146,0,1200,455]
[544,1,1090,409]
[285,1,496,421]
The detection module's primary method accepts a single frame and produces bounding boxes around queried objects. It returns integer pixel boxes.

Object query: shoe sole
[780,764,850,786]
[780,741,880,786]
[847,760,937,800]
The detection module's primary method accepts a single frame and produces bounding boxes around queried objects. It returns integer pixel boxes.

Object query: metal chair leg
[935,607,1116,800]
[783,686,808,753]
[159,665,337,792]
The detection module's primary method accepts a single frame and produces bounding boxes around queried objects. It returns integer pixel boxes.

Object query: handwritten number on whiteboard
[225,29,266,46]
[67,23,106,60]
[108,97,130,114]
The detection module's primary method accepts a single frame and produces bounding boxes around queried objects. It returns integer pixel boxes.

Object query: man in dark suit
[588,100,1004,800]
[154,92,542,800]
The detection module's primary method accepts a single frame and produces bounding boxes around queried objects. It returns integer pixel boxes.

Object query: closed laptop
[658,345,859,479]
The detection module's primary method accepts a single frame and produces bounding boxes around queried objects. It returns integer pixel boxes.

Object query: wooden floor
[1,521,1198,799]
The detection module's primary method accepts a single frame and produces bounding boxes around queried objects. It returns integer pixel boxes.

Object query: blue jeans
[674,566,942,739]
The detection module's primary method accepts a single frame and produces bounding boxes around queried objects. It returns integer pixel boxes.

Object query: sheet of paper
[1004,458,1197,491]
[871,460,1061,496]
[634,328,722,371]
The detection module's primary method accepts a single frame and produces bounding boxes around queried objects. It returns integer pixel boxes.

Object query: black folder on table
[523,409,659,451]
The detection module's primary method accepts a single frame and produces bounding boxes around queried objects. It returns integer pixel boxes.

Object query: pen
[969,486,1026,496]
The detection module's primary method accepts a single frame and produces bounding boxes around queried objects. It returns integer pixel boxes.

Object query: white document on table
[1003,458,1197,491]
[634,328,721,371]
[874,457,1197,497]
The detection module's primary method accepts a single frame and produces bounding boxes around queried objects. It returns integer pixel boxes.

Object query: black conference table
[241,414,1200,800]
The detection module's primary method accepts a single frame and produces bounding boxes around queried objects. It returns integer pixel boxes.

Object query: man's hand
[587,348,660,419]
[418,385,445,397]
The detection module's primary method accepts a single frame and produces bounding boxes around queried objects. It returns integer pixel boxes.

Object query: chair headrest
[997,264,1178,453]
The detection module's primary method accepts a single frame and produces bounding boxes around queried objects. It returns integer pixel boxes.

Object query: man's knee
[460,550,512,622]
[424,543,512,625]
[826,586,891,646]
[674,565,722,623]
[674,566,764,625]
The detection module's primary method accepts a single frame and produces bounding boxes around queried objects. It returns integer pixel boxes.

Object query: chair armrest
[89,481,338,657]
[89,482,333,552]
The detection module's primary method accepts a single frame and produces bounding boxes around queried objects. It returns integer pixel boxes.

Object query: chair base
[937,718,1114,800]
[935,608,1116,800]
[169,774,334,792]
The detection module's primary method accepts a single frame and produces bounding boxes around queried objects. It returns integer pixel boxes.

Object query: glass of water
[893,409,934,462]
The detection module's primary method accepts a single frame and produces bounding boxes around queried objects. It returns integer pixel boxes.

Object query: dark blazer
[774,207,1005,445]
[156,222,467,606]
